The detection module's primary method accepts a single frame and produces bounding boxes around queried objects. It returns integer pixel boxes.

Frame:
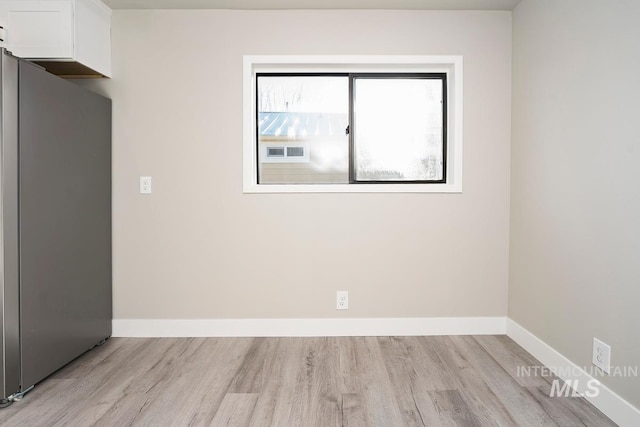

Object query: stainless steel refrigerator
[0,48,112,402]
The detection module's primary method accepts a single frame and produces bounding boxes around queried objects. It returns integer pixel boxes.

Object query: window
[352,74,445,182]
[244,56,463,193]
[257,75,348,184]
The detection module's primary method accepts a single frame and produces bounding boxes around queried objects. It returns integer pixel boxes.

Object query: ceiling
[103,0,522,11]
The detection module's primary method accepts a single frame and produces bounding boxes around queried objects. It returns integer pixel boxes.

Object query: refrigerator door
[0,50,21,400]
[18,60,112,389]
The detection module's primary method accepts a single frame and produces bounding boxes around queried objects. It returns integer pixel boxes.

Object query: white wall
[81,10,512,320]
[510,0,640,408]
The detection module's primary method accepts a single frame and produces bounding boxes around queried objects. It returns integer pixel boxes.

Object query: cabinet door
[0,0,73,59]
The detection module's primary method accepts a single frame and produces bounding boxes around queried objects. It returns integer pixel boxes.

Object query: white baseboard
[112,316,506,338]
[506,318,640,427]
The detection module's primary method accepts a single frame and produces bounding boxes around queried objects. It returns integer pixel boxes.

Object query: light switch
[140,176,152,194]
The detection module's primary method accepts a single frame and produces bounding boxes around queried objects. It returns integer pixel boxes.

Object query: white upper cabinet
[0,0,111,77]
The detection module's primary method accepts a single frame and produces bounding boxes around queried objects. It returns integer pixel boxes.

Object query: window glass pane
[257,76,349,184]
[353,78,444,182]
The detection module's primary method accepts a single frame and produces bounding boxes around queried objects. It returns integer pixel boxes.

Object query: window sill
[243,183,462,194]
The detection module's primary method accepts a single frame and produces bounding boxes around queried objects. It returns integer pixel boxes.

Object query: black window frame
[256,72,447,185]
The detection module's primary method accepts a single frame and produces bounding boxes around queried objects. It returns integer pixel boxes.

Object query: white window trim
[243,55,463,193]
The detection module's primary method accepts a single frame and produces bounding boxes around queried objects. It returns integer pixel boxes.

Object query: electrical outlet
[592,338,611,374]
[140,176,152,194]
[337,291,348,310]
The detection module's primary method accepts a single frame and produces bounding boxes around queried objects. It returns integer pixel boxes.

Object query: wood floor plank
[299,337,342,426]
[428,389,484,427]
[474,335,553,387]
[268,338,319,426]
[376,336,444,426]
[526,384,617,426]
[211,393,258,427]
[133,337,254,426]
[337,336,405,427]
[266,337,341,427]
[247,338,295,427]
[449,335,557,426]
[228,337,280,394]
[50,337,132,380]
[428,336,518,426]
[409,336,461,391]
[342,393,366,427]
[0,338,151,426]
[335,337,360,394]
[0,378,76,423]
[89,338,202,427]
[52,338,191,426]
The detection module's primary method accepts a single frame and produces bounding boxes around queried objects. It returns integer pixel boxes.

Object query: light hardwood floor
[0,336,616,426]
